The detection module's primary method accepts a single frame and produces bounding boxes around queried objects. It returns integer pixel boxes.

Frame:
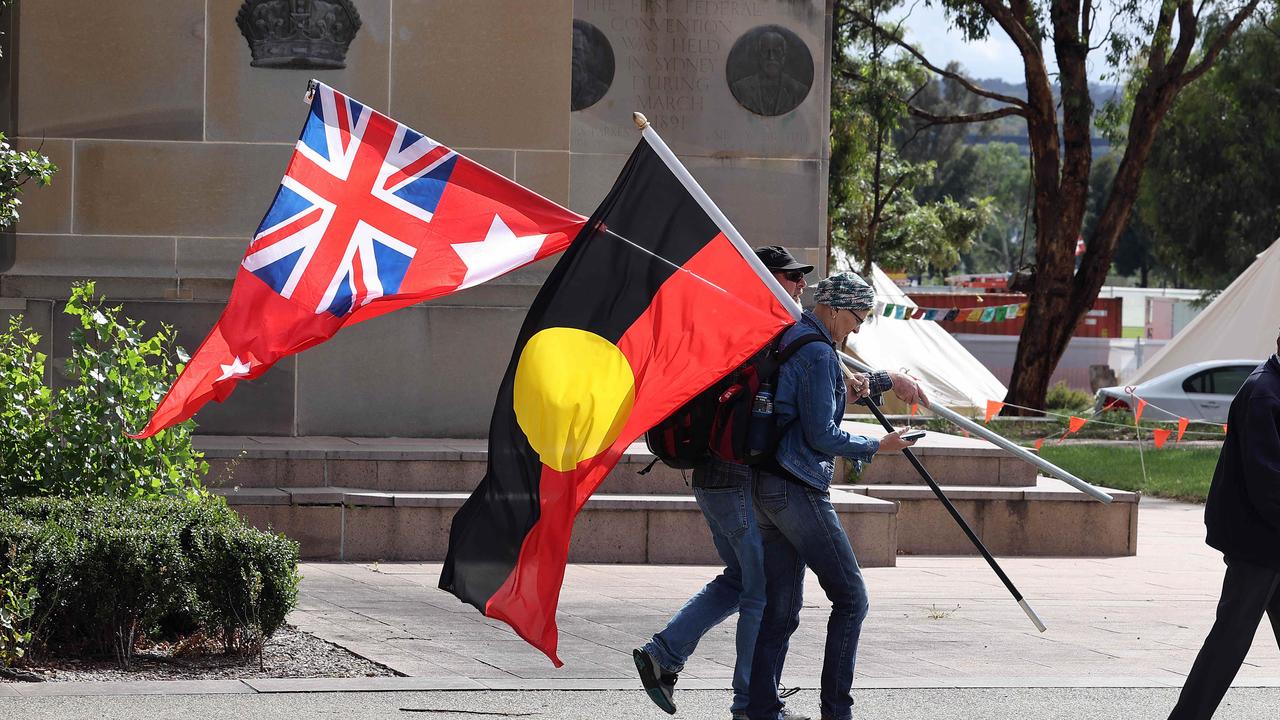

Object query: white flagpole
[633,112,1112,504]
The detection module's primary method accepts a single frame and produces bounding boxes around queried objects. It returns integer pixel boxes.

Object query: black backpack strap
[777,332,829,364]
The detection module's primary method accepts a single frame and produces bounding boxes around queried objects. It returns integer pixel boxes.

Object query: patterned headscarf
[814,272,875,311]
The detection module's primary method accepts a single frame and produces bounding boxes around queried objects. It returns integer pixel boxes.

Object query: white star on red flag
[217,356,252,382]
[451,214,549,291]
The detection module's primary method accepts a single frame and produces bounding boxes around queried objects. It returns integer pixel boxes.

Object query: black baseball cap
[754,245,814,274]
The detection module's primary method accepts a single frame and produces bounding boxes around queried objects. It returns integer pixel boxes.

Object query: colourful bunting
[1068,416,1088,434]
[1177,417,1189,442]
[910,403,919,417]
[1153,428,1171,448]
[868,301,1030,323]
[984,400,1005,423]
[1134,398,1147,423]
[1223,424,1228,433]
[1034,438,1045,450]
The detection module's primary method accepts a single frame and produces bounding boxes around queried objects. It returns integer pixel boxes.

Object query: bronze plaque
[726,25,812,117]
[571,19,615,111]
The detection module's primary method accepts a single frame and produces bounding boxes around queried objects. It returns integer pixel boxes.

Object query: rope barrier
[992,399,1227,437]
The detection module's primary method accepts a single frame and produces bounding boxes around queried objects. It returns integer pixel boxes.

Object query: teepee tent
[1128,236,1280,384]
[843,264,1008,410]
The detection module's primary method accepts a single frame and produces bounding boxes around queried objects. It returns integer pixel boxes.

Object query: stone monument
[0,0,833,438]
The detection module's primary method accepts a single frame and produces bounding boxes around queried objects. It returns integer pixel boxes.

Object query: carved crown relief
[236,0,362,69]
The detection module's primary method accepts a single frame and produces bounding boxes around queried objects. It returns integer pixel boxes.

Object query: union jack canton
[242,84,459,317]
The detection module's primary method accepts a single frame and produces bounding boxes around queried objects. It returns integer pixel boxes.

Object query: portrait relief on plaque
[571,19,615,111]
[726,25,814,117]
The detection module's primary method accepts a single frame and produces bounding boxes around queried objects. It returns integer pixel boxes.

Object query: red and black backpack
[643,331,827,471]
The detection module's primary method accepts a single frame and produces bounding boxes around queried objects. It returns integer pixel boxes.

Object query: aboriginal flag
[439,138,794,665]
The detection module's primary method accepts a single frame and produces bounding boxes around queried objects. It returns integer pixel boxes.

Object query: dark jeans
[1168,557,1280,720]
[644,460,766,715]
[747,470,869,720]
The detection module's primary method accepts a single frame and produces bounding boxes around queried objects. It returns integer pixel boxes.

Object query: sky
[887,1,1125,84]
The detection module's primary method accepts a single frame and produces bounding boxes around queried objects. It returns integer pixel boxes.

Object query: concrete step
[196,437,694,494]
[840,477,1139,557]
[837,421,1036,487]
[196,422,1039,493]
[214,486,899,568]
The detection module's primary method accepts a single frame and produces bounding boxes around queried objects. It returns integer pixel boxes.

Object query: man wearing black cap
[633,247,924,720]
[755,245,812,304]
[755,245,925,406]
[1167,330,1280,720]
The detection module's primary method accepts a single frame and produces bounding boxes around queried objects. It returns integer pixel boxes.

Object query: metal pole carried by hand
[846,371,1047,632]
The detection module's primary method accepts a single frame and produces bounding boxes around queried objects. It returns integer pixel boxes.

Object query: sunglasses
[782,270,806,282]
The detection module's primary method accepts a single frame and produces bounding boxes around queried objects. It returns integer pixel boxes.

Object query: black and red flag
[439,137,794,665]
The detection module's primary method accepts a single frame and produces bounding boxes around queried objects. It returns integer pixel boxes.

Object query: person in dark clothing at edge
[747,271,919,720]
[1167,329,1280,720]
[633,249,925,720]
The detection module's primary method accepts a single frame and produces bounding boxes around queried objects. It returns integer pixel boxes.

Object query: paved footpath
[3,498,1278,719]
[282,498,1279,689]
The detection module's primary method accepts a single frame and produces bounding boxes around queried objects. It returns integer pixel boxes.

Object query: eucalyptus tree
[843,0,1269,410]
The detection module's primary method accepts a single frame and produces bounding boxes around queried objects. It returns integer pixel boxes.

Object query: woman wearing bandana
[746,272,919,720]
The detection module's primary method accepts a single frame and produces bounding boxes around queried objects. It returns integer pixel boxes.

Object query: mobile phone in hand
[899,429,926,442]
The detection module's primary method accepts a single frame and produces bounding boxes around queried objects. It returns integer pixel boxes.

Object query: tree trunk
[1005,220,1088,413]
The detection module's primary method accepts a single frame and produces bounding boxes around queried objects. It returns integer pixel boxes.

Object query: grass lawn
[1036,445,1220,502]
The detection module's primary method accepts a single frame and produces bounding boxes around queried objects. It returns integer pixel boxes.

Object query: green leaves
[0,132,58,231]
[0,547,38,668]
[829,2,994,274]
[0,282,206,501]
[1131,20,1280,289]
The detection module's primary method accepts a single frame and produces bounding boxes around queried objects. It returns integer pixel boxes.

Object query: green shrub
[0,547,38,668]
[0,316,54,493]
[0,495,300,667]
[188,524,301,652]
[1045,381,1093,412]
[0,282,207,500]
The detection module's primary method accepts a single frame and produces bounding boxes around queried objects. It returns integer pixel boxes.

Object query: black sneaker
[632,647,678,714]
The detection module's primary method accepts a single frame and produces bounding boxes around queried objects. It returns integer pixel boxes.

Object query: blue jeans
[747,470,869,720]
[644,460,766,715]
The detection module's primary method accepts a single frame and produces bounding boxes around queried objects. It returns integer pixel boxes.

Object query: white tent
[1128,236,1280,384]
[843,264,1008,410]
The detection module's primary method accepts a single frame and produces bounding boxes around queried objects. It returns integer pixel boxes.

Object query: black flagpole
[857,393,1047,632]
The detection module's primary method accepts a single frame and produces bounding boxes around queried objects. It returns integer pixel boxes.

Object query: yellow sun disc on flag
[513,327,637,472]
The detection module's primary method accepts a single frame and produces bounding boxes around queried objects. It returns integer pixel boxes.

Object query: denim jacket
[773,310,888,492]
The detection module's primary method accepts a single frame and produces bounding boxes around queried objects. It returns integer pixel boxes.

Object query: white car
[1093,359,1263,423]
